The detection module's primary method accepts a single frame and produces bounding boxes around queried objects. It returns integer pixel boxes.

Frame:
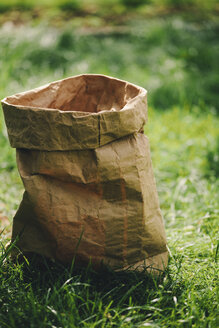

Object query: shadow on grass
[0,238,201,326]
[20,253,165,298]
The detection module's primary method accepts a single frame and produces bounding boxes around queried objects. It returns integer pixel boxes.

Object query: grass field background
[0,1,218,327]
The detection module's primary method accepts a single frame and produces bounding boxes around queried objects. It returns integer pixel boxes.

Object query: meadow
[0,1,218,327]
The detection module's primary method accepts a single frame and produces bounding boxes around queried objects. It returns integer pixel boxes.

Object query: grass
[0,4,219,327]
[0,17,218,110]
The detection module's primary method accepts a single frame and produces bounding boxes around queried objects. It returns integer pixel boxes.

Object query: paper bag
[1,74,168,271]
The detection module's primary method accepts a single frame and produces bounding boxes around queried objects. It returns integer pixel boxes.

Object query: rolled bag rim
[1,74,148,151]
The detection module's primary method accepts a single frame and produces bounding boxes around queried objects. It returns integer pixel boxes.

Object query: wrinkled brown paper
[1,74,168,272]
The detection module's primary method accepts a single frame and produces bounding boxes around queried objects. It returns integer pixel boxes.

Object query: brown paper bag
[1,74,168,271]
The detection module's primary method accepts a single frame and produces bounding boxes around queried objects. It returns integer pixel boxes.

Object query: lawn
[0,1,219,327]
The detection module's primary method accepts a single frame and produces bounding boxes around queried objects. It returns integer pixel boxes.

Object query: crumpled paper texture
[1,74,168,271]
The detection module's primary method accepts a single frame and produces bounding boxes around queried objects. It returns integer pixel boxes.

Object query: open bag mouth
[2,74,145,114]
[1,74,148,151]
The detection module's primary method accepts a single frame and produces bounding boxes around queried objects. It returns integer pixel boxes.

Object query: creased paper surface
[1,74,168,271]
